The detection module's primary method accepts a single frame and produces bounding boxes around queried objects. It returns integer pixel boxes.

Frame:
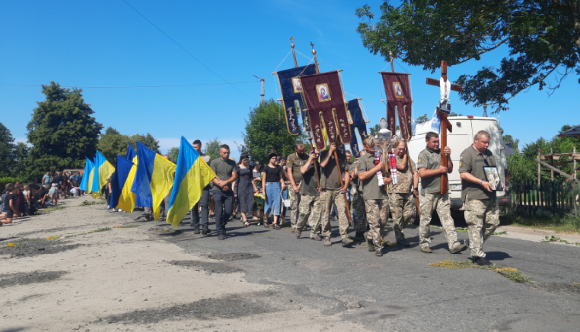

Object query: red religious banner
[300,71,352,150]
[380,72,413,140]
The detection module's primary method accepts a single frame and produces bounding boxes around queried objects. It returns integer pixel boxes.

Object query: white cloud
[14,138,31,146]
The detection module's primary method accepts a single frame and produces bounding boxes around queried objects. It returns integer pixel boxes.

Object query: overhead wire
[0,82,260,89]
[120,0,257,102]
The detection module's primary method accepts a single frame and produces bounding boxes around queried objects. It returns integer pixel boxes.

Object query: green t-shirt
[286,152,309,184]
[210,158,237,192]
[417,147,442,195]
[458,145,497,201]
[319,150,347,190]
[300,160,320,196]
[357,153,389,200]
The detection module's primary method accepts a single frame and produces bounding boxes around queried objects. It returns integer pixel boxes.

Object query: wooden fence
[508,180,579,216]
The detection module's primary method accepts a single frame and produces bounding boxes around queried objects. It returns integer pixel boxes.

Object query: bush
[0,177,25,191]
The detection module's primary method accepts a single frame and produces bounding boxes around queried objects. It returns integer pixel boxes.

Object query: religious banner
[276,64,316,135]
[347,99,368,158]
[300,71,352,150]
[380,72,413,140]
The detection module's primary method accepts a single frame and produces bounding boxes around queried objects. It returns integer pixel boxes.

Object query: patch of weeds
[36,205,67,214]
[6,242,18,247]
[113,225,140,229]
[77,200,105,206]
[541,235,580,246]
[500,213,580,233]
[46,235,60,241]
[494,231,508,235]
[429,259,531,283]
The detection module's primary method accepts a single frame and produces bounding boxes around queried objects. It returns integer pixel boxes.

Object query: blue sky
[1,0,577,160]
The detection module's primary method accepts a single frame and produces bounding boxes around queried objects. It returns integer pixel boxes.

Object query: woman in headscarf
[261,152,286,229]
[234,153,256,226]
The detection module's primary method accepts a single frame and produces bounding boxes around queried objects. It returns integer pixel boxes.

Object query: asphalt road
[133,209,580,332]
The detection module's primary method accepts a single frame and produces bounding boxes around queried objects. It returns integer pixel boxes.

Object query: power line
[0,81,259,89]
[120,0,257,102]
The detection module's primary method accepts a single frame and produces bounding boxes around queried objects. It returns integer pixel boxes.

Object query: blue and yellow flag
[90,151,115,197]
[126,143,136,161]
[110,155,133,210]
[276,65,316,135]
[79,157,93,192]
[117,155,138,213]
[167,137,216,228]
[347,99,369,158]
[131,142,176,220]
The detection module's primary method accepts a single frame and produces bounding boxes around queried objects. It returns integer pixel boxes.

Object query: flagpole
[311,42,351,222]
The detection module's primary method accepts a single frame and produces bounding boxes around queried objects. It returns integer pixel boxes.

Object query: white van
[407,116,510,210]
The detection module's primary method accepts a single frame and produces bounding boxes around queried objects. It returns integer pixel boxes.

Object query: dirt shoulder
[494,225,580,245]
[0,197,360,331]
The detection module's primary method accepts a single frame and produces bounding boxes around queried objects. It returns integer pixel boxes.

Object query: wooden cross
[425,60,462,194]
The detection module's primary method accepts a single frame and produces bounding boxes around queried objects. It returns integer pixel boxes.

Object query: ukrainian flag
[110,155,133,210]
[131,142,176,220]
[79,157,93,192]
[126,143,136,161]
[167,137,216,227]
[91,151,115,198]
[117,155,138,213]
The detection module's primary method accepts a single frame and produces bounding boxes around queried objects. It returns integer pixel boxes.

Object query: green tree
[356,1,580,112]
[415,114,429,124]
[12,142,30,179]
[167,147,179,163]
[0,122,15,177]
[242,99,305,164]
[502,134,520,151]
[26,82,102,180]
[203,138,222,161]
[97,127,130,161]
[368,123,381,136]
[129,133,160,154]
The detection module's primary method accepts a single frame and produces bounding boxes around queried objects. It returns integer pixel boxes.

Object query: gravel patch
[531,282,580,295]
[207,252,261,261]
[168,260,243,274]
[0,239,83,258]
[0,270,67,288]
[98,291,278,324]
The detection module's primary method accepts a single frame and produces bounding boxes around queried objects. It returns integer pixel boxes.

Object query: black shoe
[473,257,492,266]
[217,233,226,240]
[201,225,208,236]
[192,225,200,234]
[355,231,365,238]
[396,238,411,247]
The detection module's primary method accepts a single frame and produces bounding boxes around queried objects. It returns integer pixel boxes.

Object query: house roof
[559,125,580,137]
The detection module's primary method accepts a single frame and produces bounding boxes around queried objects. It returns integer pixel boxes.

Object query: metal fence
[508,180,579,216]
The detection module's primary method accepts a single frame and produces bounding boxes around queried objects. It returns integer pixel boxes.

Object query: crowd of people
[178,130,500,265]
[3,131,501,266]
[0,171,83,225]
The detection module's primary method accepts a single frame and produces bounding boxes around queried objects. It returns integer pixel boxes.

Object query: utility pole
[253,75,265,104]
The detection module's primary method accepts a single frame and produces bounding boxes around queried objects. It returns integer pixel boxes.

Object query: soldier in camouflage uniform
[286,143,309,231]
[357,137,392,257]
[295,148,323,240]
[459,130,500,266]
[349,152,367,238]
[417,132,467,254]
[389,139,419,247]
[319,143,352,247]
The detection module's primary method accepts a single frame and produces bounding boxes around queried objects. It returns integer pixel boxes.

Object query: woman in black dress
[234,153,257,226]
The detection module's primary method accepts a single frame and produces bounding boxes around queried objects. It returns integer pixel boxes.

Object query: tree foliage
[0,122,15,177]
[26,82,102,180]
[242,99,306,164]
[97,127,130,161]
[356,1,580,112]
[167,147,179,163]
[128,133,160,154]
[203,138,222,161]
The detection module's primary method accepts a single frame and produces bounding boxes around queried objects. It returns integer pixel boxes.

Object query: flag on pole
[91,151,115,197]
[117,156,138,213]
[131,142,176,220]
[126,143,136,161]
[110,155,133,210]
[380,72,413,140]
[79,157,93,192]
[166,137,216,228]
[276,65,317,134]
[347,99,369,158]
[300,71,352,150]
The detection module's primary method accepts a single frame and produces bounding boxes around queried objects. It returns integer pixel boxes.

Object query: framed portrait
[392,82,404,98]
[483,166,503,191]
[292,76,303,93]
[316,83,331,102]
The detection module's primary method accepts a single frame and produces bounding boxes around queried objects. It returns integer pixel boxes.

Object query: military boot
[450,243,467,254]
[342,237,354,247]
[364,232,374,252]
[324,237,332,246]
[192,225,200,234]
[201,225,209,236]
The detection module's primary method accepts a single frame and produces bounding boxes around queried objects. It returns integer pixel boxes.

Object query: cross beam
[426,60,463,194]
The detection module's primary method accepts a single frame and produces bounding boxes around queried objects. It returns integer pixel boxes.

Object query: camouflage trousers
[352,193,367,234]
[419,193,460,250]
[464,198,499,258]
[290,189,301,229]
[295,194,322,238]
[320,189,349,239]
[389,193,416,241]
[364,199,389,250]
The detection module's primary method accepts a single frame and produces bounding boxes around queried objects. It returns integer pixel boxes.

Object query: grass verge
[541,235,580,246]
[429,259,531,283]
[500,213,580,234]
